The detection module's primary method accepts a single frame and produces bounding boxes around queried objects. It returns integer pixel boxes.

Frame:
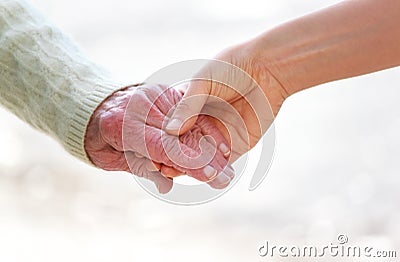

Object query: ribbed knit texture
[0,0,126,163]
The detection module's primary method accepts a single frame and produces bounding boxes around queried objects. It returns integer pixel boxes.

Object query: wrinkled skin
[85,83,234,194]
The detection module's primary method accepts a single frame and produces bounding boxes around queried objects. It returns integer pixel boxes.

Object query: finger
[146,161,161,172]
[146,171,173,194]
[208,168,231,189]
[125,152,173,194]
[146,124,234,184]
[197,115,231,158]
[144,126,216,178]
[207,172,231,189]
[160,165,184,178]
[224,164,235,180]
[206,151,235,189]
[135,152,144,158]
[179,164,218,182]
[166,80,210,136]
[183,141,235,186]
[174,83,188,95]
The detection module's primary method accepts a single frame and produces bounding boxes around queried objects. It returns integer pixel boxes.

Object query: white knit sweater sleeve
[0,0,125,163]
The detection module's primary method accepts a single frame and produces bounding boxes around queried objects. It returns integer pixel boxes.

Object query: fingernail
[146,161,159,172]
[224,165,235,179]
[135,152,144,159]
[203,165,217,180]
[219,143,231,157]
[214,173,231,187]
[166,119,182,131]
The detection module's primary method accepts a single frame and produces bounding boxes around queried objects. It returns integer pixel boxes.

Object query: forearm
[253,0,400,95]
[0,0,124,162]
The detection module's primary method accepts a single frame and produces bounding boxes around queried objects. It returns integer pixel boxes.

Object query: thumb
[166,80,210,136]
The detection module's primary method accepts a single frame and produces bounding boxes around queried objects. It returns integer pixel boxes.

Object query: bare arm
[256,0,400,95]
[166,0,400,167]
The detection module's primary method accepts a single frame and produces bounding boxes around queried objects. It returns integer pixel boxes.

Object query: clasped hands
[85,83,234,193]
[85,43,289,194]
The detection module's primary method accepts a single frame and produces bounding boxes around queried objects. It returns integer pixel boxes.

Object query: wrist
[247,31,317,97]
[85,84,142,157]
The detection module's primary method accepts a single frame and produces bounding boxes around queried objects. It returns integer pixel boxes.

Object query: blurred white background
[1,0,400,261]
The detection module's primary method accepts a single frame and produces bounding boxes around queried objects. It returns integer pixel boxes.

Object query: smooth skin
[166,0,400,163]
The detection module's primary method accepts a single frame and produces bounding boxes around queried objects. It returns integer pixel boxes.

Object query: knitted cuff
[64,81,129,164]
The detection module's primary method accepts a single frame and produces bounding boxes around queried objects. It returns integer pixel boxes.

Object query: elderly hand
[165,43,289,162]
[85,83,234,194]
